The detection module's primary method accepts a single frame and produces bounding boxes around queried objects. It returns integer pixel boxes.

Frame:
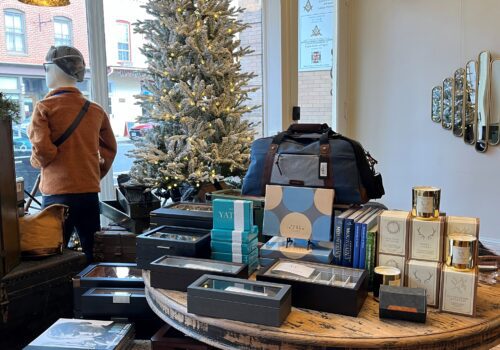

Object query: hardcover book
[263,185,334,241]
[365,224,378,290]
[342,207,372,267]
[332,208,357,265]
[358,210,382,269]
[24,318,134,350]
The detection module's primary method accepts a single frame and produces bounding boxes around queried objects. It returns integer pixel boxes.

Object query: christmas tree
[130,0,257,199]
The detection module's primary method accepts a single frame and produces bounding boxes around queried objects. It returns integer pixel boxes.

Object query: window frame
[4,9,27,55]
[116,20,131,63]
[53,16,73,46]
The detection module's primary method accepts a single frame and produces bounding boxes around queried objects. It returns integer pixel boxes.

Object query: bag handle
[287,123,331,134]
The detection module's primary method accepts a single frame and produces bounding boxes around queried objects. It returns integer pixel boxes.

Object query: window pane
[14,34,23,51]
[13,15,21,30]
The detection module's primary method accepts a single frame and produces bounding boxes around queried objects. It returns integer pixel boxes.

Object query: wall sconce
[18,0,70,6]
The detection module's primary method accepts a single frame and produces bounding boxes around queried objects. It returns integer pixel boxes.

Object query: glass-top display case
[81,287,152,319]
[150,202,213,230]
[84,265,142,279]
[150,256,248,291]
[257,259,368,317]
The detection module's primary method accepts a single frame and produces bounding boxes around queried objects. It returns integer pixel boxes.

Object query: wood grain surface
[144,271,500,350]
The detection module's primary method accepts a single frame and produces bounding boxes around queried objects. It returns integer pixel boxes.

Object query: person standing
[28,46,117,262]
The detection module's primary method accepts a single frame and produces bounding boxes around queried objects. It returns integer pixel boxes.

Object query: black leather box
[187,274,291,327]
[150,255,248,291]
[80,287,155,319]
[93,227,136,263]
[72,262,144,318]
[379,285,427,323]
[150,203,213,230]
[257,259,368,317]
[136,225,211,270]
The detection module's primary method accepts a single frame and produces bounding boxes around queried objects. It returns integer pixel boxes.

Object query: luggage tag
[319,155,329,179]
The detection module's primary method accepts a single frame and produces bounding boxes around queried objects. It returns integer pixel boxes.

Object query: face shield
[45,46,86,82]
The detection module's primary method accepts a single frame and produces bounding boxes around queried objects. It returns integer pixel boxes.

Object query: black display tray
[187,274,291,327]
[256,259,368,317]
[150,202,213,230]
[100,200,150,234]
[136,225,211,270]
[150,255,248,291]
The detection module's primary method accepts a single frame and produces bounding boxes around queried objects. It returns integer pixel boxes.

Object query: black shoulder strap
[53,100,91,147]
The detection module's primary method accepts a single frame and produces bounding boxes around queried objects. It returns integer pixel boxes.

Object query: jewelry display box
[136,225,211,270]
[257,259,367,316]
[80,287,155,319]
[150,202,213,229]
[150,255,248,291]
[72,263,144,318]
[379,285,427,323]
[187,274,291,327]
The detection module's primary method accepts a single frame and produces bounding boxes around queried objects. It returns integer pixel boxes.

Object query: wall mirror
[453,68,465,137]
[489,59,500,145]
[475,51,491,153]
[442,77,454,130]
[464,60,478,145]
[431,86,442,123]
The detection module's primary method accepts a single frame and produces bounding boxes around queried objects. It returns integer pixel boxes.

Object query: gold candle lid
[374,266,401,276]
[413,186,440,193]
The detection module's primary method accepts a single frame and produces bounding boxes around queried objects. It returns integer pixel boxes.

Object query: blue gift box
[263,185,334,241]
[211,237,258,255]
[213,199,253,231]
[259,236,333,264]
[211,248,258,265]
[210,225,258,243]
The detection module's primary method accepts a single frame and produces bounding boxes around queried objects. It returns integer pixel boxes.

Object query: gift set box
[136,225,211,270]
[211,199,258,272]
[150,202,213,230]
[263,185,334,241]
[406,260,441,307]
[260,236,333,264]
[150,255,248,291]
[409,217,445,262]
[440,265,478,316]
[379,285,427,323]
[72,263,144,318]
[257,259,367,316]
[210,189,266,241]
[187,274,291,327]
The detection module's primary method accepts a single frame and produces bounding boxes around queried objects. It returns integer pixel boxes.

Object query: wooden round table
[144,271,500,350]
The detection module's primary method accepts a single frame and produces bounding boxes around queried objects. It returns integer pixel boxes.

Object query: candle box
[377,253,405,286]
[445,216,480,237]
[409,217,444,262]
[440,265,478,316]
[187,275,291,327]
[263,185,334,241]
[259,236,333,264]
[150,255,248,291]
[378,210,411,256]
[213,199,253,231]
[406,259,441,307]
[379,285,427,323]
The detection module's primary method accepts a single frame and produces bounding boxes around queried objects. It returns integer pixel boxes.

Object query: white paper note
[273,262,315,278]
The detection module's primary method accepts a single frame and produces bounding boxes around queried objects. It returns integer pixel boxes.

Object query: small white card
[273,262,315,278]
[224,286,268,297]
[112,292,131,304]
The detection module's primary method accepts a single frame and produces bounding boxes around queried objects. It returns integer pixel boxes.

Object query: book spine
[342,219,355,267]
[332,216,344,265]
[359,223,368,269]
[365,230,376,291]
[353,222,361,268]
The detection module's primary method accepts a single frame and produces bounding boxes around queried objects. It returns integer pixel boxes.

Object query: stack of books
[210,199,259,274]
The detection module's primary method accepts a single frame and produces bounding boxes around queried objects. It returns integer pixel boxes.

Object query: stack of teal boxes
[211,199,259,274]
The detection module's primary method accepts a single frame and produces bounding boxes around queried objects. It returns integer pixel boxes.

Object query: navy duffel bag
[241,124,384,204]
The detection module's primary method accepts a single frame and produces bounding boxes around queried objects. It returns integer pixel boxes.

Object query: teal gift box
[210,225,258,243]
[211,248,258,265]
[211,237,258,255]
[263,185,335,242]
[259,236,333,264]
[213,199,253,231]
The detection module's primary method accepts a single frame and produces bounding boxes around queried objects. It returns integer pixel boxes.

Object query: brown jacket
[28,87,117,195]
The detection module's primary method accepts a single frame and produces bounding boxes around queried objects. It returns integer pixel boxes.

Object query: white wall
[348,0,499,246]
[108,74,143,135]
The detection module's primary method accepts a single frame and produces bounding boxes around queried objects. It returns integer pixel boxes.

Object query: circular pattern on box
[280,213,312,239]
[282,186,314,212]
[314,188,333,215]
[265,185,283,210]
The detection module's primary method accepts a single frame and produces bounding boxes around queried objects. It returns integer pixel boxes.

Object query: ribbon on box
[234,200,245,231]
